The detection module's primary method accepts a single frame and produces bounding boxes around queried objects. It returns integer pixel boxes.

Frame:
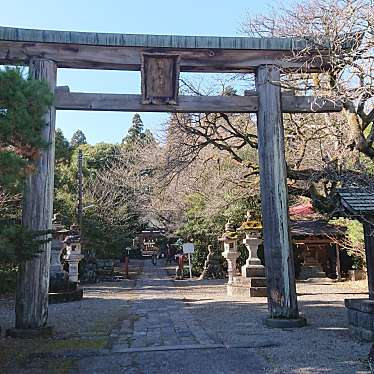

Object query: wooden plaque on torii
[141,53,180,105]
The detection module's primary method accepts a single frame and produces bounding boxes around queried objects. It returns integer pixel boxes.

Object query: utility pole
[77,149,83,232]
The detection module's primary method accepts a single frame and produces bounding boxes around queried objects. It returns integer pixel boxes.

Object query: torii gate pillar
[8,59,56,337]
[256,65,306,327]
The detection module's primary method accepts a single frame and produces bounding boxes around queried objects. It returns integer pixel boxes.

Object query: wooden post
[255,65,302,324]
[15,59,56,332]
[124,256,129,279]
[77,149,83,231]
[335,243,342,281]
[363,219,374,300]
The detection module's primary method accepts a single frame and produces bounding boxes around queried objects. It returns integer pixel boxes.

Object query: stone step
[303,265,323,270]
[300,270,326,276]
[299,264,327,280]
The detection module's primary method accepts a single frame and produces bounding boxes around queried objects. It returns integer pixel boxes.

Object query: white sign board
[182,243,195,254]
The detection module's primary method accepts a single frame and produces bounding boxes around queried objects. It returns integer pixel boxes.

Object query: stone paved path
[76,259,270,373]
[109,260,219,353]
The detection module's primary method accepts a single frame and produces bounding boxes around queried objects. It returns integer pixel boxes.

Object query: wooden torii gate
[0,26,343,333]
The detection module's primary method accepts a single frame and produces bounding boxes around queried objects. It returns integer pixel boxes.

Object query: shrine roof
[337,188,374,215]
[290,220,346,237]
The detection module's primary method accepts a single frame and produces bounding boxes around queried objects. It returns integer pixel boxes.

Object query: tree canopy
[122,113,155,146]
[70,129,87,148]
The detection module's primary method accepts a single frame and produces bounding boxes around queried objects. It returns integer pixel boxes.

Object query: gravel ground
[0,260,371,374]
[0,260,143,373]
[173,276,371,374]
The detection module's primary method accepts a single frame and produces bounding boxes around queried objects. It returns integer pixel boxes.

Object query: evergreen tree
[122,113,155,145]
[143,129,156,144]
[129,113,144,139]
[70,129,87,148]
[55,128,71,163]
[0,67,53,276]
[122,113,143,144]
[0,67,53,192]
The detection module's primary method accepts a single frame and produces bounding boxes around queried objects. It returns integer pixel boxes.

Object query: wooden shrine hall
[290,220,346,280]
[0,25,350,334]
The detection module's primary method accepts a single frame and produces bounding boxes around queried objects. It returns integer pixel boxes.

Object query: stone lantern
[219,221,239,288]
[50,217,69,289]
[49,217,83,303]
[64,224,84,283]
[237,211,267,297]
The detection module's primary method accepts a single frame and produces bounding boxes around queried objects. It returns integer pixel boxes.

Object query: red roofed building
[289,202,315,217]
[288,201,346,280]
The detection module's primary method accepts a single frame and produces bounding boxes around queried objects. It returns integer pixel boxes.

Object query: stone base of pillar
[345,298,374,341]
[264,316,307,328]
[231,262,267,297]
[49,287,83,304]
[6,326,53,338]
[227,276,267,297]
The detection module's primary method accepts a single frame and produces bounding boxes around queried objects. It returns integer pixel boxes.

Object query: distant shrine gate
[0,26,344,331]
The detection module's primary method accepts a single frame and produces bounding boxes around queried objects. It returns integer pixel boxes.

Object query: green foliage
[0,67,53,193]
[80,143,119,173]
[0,265,17,294]
[82,212,140,258]
[331,217,365,269]
[0,67,53,272]
[55,128,71,163]
[126,113,144,142]
[70,129,87,148]
[122,113,155,146]
[346,220,364,248]
[177,193,261,274]
[54,141,120,221]
[53,132,140,259]
[0,224,46,263]
[0,151,26,192]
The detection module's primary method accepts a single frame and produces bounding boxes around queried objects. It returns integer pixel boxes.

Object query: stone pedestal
[49,237,69,291]
[223,249,239,285]
[48,221,82,304]
[345,298,374,341]
[50,238,65,275]
[64,240,84,283]
[237,231,267,297]
[227,276,267,297]
[65,253,84,283]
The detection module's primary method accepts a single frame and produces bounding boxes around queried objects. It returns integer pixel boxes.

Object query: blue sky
[2,0,276,144]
